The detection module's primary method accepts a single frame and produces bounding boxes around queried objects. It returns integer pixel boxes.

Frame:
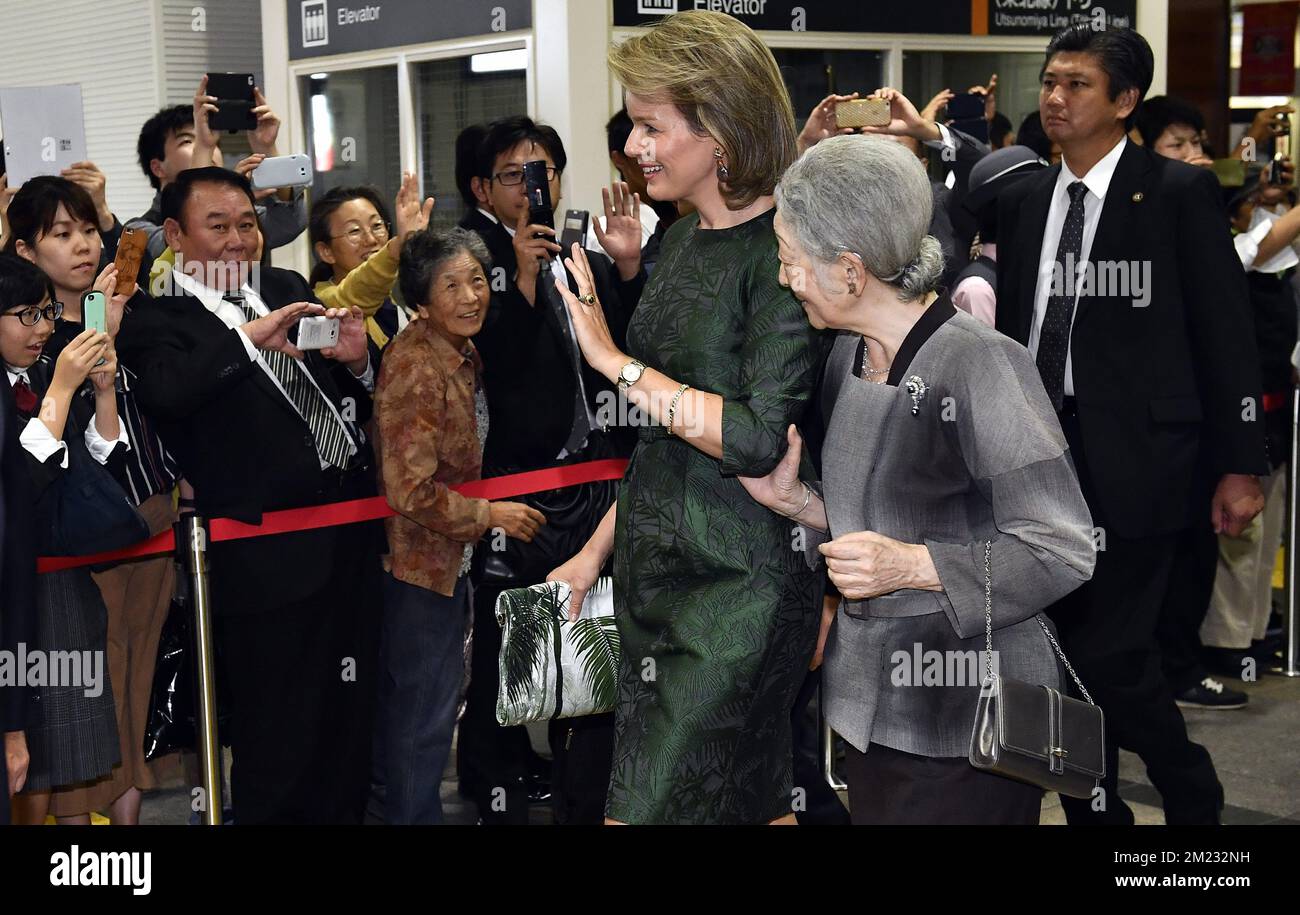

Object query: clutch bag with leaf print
[495,577,620,726]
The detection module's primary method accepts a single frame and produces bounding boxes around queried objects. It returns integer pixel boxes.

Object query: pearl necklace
[860,336,889,380]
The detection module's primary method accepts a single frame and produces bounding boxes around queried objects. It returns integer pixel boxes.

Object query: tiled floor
[134,670,1300,825]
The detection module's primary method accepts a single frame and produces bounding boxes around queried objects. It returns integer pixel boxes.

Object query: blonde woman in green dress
[547,10,826,825]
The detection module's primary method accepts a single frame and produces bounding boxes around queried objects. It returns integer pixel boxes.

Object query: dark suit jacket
[933,125,990,289]
[995,140,1268,537]
[0,376,36,740]
[115,266,374,615]
[458,209,643,469]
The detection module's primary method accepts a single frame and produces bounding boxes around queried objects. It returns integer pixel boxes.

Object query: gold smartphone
[835,97,890,129]
[113,227,148,292]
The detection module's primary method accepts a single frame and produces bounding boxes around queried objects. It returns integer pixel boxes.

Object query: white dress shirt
[7,366,130,469]
[1027,135,1128,397]
[169,269,368,469]
[1233,203,1300,274]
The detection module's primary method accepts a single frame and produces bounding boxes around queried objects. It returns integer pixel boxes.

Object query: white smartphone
[296,316,340,350]
[250,153,313,190]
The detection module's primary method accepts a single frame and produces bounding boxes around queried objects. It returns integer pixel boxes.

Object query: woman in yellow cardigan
[310,171,434,355]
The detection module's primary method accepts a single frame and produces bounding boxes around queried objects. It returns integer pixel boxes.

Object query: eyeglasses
[491,166,558,186]
[331,220,390,245]
[1,301,64,326]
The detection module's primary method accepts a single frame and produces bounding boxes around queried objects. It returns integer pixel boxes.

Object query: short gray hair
[775,135,943,301]
[398,226,493,307]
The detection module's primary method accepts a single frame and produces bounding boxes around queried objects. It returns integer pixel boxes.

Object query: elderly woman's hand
[556,242,627,380]
[738,424,807,516]
[819,531,941,600]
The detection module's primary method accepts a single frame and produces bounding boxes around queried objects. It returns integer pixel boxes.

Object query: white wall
[533,0,617,219]
[0,0,161,221]
[1138,0,1170,97]
[0,0,265,224]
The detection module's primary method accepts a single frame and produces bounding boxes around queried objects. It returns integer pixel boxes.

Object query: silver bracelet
[667,383,690,434]
[787,481,813,519]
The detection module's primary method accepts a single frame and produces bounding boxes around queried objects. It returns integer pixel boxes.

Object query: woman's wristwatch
[617,359,646,391]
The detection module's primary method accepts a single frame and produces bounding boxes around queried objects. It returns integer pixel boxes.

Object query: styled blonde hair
[608,10,797,210]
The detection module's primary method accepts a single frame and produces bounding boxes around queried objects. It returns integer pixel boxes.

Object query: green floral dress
[607,208,825,824]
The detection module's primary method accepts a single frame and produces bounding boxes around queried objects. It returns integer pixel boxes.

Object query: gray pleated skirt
[20,568,120,793]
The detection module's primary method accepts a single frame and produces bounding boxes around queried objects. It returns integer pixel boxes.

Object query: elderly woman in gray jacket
[741,135,1095,825]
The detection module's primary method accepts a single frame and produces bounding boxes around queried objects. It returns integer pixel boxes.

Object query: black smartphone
[523,159,555,233]
[951,117,989,144]
[946,92,985,120]
[558,209,589,255]
[206,72,257,133]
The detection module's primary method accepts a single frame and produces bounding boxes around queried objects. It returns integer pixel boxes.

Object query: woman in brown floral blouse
[374,227,545,824]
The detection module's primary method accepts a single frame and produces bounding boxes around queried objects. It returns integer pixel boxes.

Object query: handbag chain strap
[982,540,1095,706]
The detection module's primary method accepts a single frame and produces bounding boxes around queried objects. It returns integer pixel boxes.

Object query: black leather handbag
[48,432,150,557]
[475,432,619,587]
[968,542,1106,799]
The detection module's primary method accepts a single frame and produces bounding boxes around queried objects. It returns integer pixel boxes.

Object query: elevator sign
[288,0,532,59]
[611,0,1137,37]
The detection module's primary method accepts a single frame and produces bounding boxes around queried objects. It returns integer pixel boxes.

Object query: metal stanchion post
[1278,389,1300,677]
[175,514,223,823]
[819,686,847,791]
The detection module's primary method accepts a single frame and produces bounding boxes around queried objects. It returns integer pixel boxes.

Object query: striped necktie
[228,294,355,469]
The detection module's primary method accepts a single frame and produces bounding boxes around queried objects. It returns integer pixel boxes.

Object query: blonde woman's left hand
[554,242,625,378]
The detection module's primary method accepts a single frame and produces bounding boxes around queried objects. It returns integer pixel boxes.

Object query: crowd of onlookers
[0,15,1292,825]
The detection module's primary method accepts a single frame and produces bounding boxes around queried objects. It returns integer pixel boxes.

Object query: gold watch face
[621,362,642,386]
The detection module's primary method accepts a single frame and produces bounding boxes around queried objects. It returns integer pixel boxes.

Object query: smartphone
[113,227,148,291]
[523,159,555,233]
[205,72,257,133]
[835,97,890,129]
[81,290,108,366]
[250,153,313,190]
[559,209,589,254]
[294,315,340,350]
[945,93,986,121]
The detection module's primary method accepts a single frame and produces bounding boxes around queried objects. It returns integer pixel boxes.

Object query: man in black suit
[995,26,1267,825]
[115,167,381,824]
[454,116,644,823]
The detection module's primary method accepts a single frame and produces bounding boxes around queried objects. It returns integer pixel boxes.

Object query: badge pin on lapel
[906,375,928,415]
[1131,191,1144,203]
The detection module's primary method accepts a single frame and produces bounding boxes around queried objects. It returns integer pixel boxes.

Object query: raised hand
[592,181,642,277]
[192,76,222,167]
[248,87,282,155]
[555,242,621,377]
[393,171,435,239]
[60,161,113,231]
[798,92,863,153]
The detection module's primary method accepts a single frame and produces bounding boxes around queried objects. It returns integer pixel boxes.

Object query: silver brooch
[905,375,928,415]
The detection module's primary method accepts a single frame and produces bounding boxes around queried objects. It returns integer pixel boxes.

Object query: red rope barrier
[36,458,628,574]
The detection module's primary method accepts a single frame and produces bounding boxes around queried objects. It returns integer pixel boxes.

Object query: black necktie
[1036,180,1089,410]
[229,294,355,468]
[537,265,594,455]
